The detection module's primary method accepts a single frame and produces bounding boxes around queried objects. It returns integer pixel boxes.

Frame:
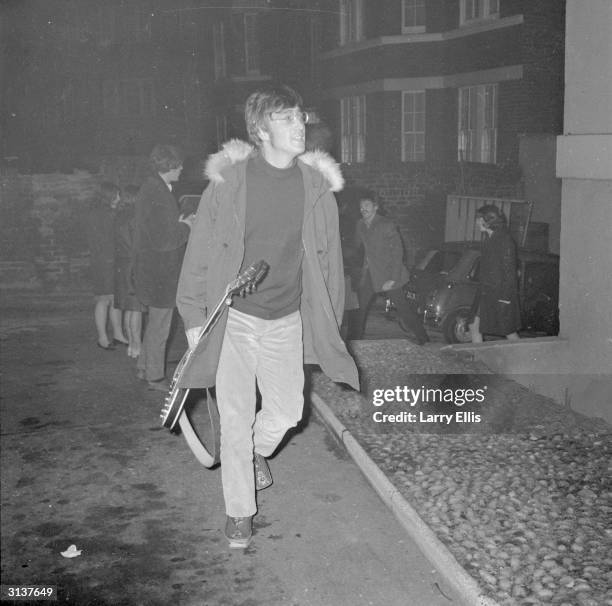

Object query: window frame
[459,0,500,26]
[401,90,426,162]
[178,9,198,50]
[401,0,426,34]
[340,95,366,163]
[213,21,227,79]
[97,3,151,44]
[339,0,364,46]
[216,115,228,148]
[243,12,260,75]
[457,83,498,164]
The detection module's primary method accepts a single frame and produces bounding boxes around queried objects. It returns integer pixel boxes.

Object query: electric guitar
[160,260,269,465]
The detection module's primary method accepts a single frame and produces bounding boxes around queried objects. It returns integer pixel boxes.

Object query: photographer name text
[373,410,481,424]
[371,385,487,424]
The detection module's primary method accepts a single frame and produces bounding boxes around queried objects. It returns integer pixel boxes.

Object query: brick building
[2,0,220,171]
[2,1,565,271]
[1,0,323,174]
[204,0,321,148]
[314,0,565,257]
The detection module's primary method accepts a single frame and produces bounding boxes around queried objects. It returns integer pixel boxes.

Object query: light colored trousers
[216,308,304,517]
[137,306,173,381]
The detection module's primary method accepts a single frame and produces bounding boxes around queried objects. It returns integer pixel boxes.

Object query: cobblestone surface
[311,340,612,606]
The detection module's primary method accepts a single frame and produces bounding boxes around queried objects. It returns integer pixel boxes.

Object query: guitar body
[159,259,269,468]
[161,352,221,468]
[161,349,193,431]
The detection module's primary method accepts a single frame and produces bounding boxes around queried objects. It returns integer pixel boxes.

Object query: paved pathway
[1,290,462,606]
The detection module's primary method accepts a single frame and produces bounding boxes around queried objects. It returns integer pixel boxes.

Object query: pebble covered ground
[310,340,612,606]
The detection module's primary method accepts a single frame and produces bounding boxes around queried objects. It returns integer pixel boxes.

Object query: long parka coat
[478,226,522,336]
[176,140,359,391]
[133,173,190,308]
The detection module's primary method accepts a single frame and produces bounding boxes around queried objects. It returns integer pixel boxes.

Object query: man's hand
[185,326,203,350]
[381,280,395,291]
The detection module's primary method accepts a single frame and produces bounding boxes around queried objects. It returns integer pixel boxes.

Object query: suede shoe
[224,516,252,549]
[254,452,273,491]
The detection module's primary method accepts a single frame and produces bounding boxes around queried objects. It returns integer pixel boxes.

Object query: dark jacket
[113,207,144,311]
[176,140,359,390]
[478,227,521,335]
[133,173,190,308]
[355,214,410,292]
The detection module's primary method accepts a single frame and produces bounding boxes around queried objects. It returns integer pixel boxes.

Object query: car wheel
[442,309,472,344]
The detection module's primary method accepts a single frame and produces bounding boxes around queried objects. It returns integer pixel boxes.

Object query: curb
[310,391,500,606]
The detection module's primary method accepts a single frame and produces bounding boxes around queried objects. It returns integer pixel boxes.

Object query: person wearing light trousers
[176,85,359,549]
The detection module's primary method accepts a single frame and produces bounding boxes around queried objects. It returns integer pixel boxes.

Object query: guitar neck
[192,260,267,347]
[196,288,232,343]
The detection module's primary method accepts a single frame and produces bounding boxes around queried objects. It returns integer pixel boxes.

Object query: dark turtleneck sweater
[233,153,305,320]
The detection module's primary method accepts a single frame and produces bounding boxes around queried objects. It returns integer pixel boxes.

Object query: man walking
[176,85,359,549]
[353,195,429,344]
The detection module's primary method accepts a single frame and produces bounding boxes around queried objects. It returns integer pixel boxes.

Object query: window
[178,10,198,50]
[460,0,499,25]
[97,7,116,45]
[402,91,425,161]
[59,83,76,124]
[458,83,497,164]
[339,0,364,46]
[402,0,426,33]
[309,17,321,82]
[340,95,366,163]
[97,3,151,44]
[103,79,155,117]
[244,13,260,74]
[213,21,227,79]
[216,115,228,148]
[230,12,261,76]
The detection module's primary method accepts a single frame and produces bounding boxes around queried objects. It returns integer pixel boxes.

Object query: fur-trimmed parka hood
[204,139,344,192]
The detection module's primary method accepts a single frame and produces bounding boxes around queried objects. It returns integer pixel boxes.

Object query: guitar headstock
[226,260,269,298]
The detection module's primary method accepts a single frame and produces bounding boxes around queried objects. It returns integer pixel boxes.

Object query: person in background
[176,84,359,550]
[469,205,521,343]
[87,181,128,350]
[133,144,194,390]
[113,184,145,359]
[353,195,429,344]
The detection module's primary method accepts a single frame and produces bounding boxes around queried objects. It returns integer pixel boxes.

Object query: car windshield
[418,250,463,275]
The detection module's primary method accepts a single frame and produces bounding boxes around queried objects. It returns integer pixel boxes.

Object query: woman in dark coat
[133,144,194,389]
[87,181,128,350]
[114,185,145,358]
[469,205,521,342]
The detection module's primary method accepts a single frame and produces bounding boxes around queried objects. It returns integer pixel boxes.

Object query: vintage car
[404,242,560,343]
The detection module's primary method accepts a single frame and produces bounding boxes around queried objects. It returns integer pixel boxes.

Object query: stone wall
[2,157,524,288]
[0,156,149,290]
